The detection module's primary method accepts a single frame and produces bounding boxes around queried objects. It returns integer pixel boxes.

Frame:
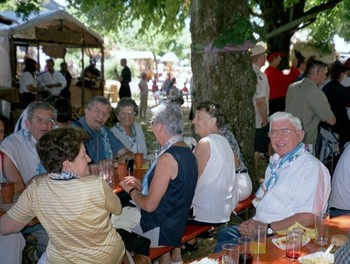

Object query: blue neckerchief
[36,164,47,175]
[73,118,112,162]
[101,127,113,159]
[141,135,182,195]
[115,122,138,152]
[254,142,305,205]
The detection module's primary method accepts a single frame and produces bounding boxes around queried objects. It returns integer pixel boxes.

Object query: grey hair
[305,60,328,77]
[151,103,184,135]
[27,101,57,121]
[269,111,303,130]
[87,96,111,109]
[115,97,138,116]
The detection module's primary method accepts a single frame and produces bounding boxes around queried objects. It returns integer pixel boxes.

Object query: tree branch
[303,0,343,18]
[266,0,344,39]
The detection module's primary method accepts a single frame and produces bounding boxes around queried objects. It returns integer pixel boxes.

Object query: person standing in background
[340,58,350,87]
[117,58,132,99]
[37,58,66,96]
[286,60,336,154]
[138,72,148,119]
[19,58,38,108]
[264,51,299,114]
[250,44,270,170]
[59,62,72,101]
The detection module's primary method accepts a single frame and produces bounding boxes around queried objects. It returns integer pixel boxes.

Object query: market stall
[0,9,104,108]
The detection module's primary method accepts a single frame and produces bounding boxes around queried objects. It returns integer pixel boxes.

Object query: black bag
[117,228,151,255]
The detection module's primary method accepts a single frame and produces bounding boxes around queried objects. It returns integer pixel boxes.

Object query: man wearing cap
[250,45,270,170]
[264,51,300,115]
[286,60,336,154]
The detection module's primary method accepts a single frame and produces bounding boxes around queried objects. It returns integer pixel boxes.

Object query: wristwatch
[267,223,275,237]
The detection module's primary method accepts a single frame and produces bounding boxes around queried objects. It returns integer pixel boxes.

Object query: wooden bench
[148,224,212,260]
[233,193,255,221]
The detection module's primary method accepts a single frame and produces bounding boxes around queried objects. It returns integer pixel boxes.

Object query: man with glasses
[1,102,56,193]
[214,112,331,252]
[73,96,131,163]
[286,60,336,154]
[0,101,56,260]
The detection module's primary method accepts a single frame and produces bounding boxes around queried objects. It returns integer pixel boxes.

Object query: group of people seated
[0,95,249,263]
[0,81,348,263]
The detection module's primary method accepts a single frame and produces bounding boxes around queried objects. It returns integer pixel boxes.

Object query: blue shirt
[73,117,125,163]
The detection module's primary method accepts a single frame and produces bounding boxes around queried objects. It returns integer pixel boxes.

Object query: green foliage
[0,0,42,19]
[213,18,265,47]
[213,19,256,47]
[3,0,350,55]
[67,0,190,36]
[303,1,350,54]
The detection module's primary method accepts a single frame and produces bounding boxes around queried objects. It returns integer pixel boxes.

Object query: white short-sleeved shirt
[252,64,270,128]
[329,144,350,209]
[37,70,66,95]
[192,134,236,223]
[0,130,40,184]
[19,72,37,94]
[254,151,331,223]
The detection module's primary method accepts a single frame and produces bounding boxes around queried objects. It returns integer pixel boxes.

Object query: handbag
[117,228,151,256]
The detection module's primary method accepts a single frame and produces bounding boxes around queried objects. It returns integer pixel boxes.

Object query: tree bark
[190,0,259,187]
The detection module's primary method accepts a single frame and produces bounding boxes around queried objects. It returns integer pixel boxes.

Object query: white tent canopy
[161,52,179,63]
[0,10,103,87]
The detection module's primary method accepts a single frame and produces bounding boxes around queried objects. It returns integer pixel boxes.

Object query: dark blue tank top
[140,145,198,246]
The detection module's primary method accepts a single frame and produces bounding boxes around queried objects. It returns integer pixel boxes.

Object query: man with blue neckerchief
[73,96,132,163]
[214,111,331,252]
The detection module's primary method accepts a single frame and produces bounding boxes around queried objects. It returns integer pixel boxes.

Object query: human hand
[239,219,266,236]
[120,176,141,192]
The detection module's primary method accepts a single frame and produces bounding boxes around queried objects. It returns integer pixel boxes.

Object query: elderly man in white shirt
[214,111,331,252]
[37,58,66,95]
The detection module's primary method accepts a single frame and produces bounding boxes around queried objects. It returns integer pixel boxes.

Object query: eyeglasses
[90,107,110,119]
[150,120,159,127]
[31,117,55,126]
[119,110,136,117]
[268,129,299,137]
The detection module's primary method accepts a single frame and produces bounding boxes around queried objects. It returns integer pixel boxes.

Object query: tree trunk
[190,0,260,187]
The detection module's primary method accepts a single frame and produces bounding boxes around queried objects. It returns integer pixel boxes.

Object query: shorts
[254,124,269,153]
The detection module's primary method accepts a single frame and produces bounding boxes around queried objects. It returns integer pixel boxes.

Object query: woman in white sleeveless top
[184,101,237,252]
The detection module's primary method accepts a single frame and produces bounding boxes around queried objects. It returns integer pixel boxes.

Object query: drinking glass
[238,236,253,264]
[286,229,303,259]
[250,226,267,255]
[222,243,239,264]
[314,213,330,246]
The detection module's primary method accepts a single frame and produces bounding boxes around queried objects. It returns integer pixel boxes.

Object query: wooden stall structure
[0,10,104,109]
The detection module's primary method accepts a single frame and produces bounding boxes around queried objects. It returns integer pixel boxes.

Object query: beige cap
[250,45,266,57]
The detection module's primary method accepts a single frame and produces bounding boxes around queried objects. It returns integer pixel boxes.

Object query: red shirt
[264,66,300,100]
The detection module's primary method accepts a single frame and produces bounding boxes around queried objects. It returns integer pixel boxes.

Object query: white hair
[269,111,303,130]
